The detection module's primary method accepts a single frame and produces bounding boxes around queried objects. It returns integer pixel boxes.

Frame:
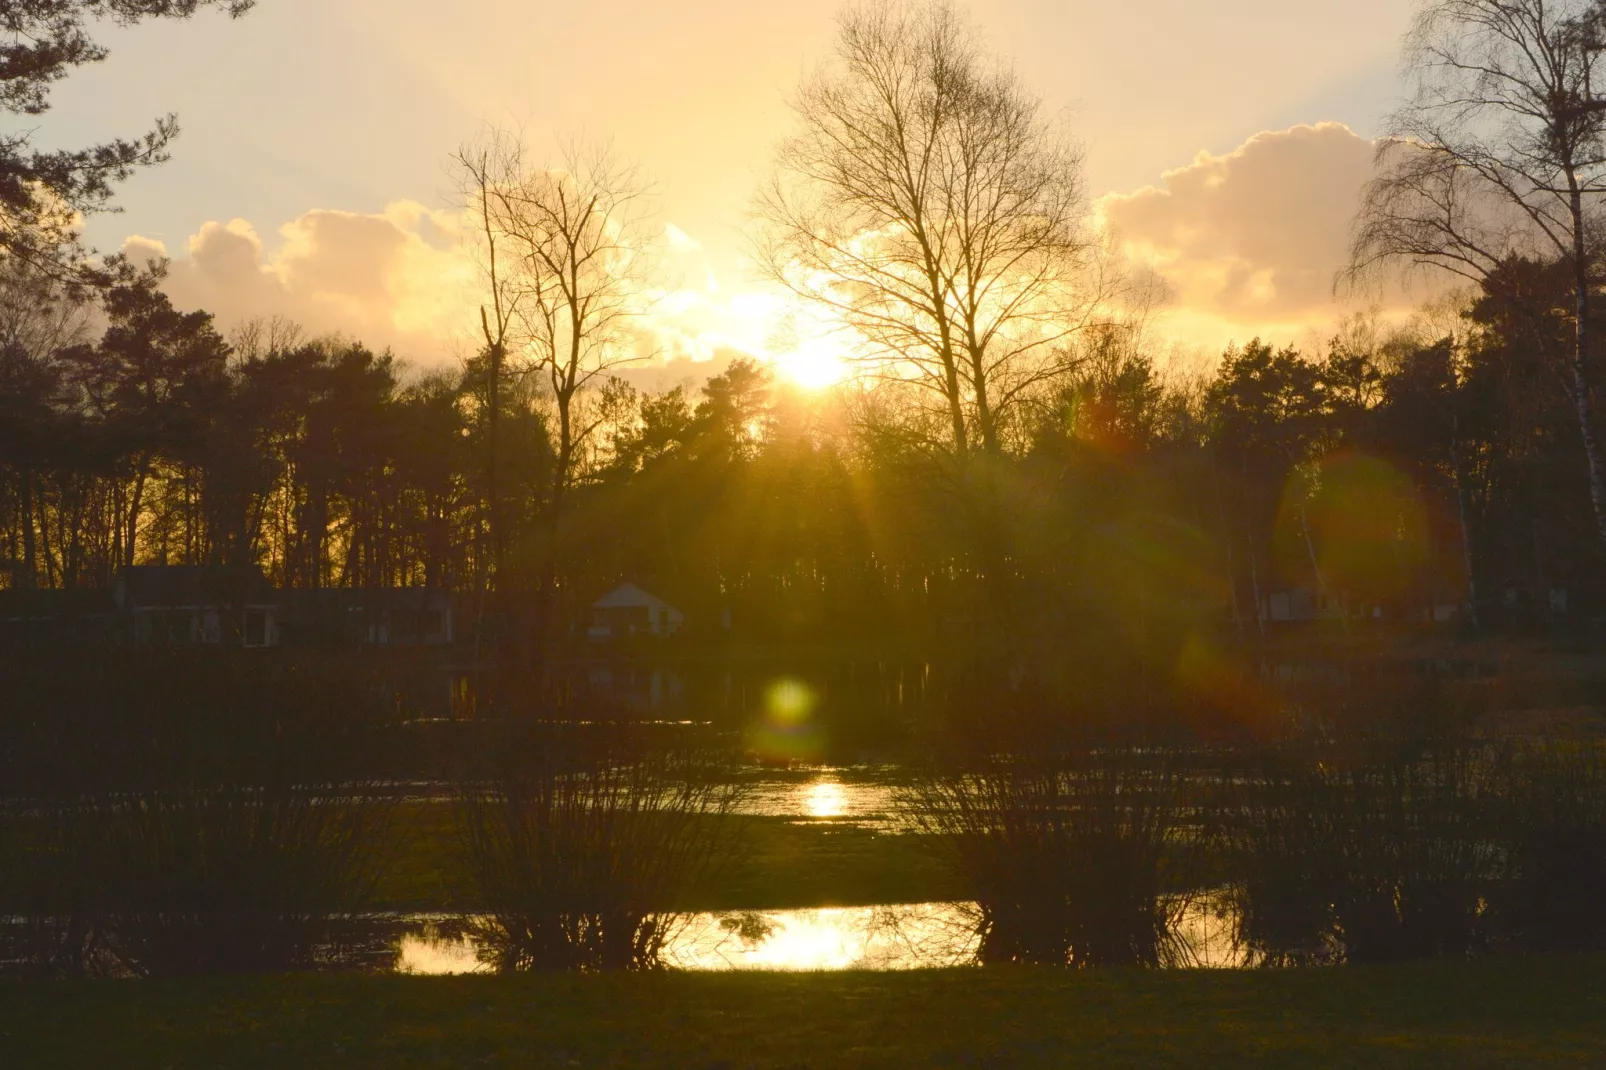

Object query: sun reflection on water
[802,778,848,819]
[390,895,1246,975]
[396,924,484,975]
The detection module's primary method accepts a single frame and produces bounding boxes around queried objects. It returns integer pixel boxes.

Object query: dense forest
[1,252,1599,648]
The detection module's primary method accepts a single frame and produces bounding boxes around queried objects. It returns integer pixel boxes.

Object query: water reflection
[393,896,1244,975]
[801,779,848,819]
[740,768,899,824]
[396,921,484,975]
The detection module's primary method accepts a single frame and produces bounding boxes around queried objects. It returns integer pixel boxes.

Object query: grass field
[3,955,1604,1068]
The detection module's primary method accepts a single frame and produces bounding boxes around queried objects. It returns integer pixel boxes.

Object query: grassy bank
[3,955,1604,1068]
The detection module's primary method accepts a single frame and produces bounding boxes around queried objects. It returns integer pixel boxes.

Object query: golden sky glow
[68,1,1425,381]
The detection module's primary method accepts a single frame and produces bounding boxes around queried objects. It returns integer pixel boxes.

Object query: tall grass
[2,649,398,978]
[900,749,1195,967]
[52,785,393,977]
[456,724,745,972]
[1490,743,1606,953]
[1228,739,1497,965]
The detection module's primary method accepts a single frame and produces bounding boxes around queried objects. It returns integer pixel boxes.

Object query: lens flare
[746,678,826,762]
[766,679,815,724]
[1276,451,1429,607]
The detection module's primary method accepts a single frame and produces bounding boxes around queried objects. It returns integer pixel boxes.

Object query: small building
[280,587,454,647]
[0,588,117,647]
[113,565,282,648]
[1266,586,1346,624]
[585,582,684,641]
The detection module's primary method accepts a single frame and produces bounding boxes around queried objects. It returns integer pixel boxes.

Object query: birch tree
[1350,0,1606,544]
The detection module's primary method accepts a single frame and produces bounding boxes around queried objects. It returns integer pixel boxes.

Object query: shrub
[1490,743,1606,953]
[900,749,1193,967]
[1228,740,1495,965]
[456,724,744,972]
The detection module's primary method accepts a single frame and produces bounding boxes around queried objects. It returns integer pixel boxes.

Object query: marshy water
[389,896,1244,974]
[383,768,1241,974]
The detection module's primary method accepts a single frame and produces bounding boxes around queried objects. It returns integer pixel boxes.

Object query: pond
[382,766,1245,974]
[736,766,901,825]
[391,896,1245,975]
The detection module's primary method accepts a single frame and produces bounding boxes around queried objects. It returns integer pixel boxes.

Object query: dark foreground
[3,956,1605,1069]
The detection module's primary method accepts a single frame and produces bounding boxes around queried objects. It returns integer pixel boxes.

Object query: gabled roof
[115,565,276,608]
[0,588,116,620]
[283,587,452,612]
[590,582,681,614]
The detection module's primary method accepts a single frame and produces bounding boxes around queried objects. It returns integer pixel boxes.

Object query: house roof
[590,582,681,615]
[284,587,452,612]
[0,588,116,621]
[115,565,276,608]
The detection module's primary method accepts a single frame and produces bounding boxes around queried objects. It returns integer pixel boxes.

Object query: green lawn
[3,956,1604,1068]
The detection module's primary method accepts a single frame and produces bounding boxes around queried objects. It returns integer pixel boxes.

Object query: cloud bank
[1098,122,1398,348]
[123,123,1426,372]
[123,202,477,361]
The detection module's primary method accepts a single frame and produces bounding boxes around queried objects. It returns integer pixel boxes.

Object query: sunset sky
[58,0,1423,383]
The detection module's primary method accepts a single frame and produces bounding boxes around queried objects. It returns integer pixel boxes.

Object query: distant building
[0,565,458,651]
[585,582,684,641]
[112,565,283,647]
[282,587,454,647]
[0,588,117,646]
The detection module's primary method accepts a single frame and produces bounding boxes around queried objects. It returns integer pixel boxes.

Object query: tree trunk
[1449,413,1480,631]
[1568,179,1606,546]
[20,465,36,589]
[1212,457,1245,640]
[125,461,148,569]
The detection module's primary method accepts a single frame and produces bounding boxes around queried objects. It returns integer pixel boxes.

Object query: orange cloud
[123,202,475,361]
[1098,123,1396,344]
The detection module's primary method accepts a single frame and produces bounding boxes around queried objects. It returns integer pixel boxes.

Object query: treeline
[1,252,1601,644]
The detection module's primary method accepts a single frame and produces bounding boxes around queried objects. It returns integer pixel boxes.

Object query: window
[244,609,267,647]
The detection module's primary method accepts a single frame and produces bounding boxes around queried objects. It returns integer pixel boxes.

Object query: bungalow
[279,587,454,647]
[0,588,117,646]
[585,582,684,641]
[113,565,282,648]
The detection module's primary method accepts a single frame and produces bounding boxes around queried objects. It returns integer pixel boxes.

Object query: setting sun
[774,344,848,390]
[8,0,1604,1065]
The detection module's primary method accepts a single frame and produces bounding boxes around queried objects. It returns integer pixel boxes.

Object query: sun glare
[775,345,848,390]
[802,778,848,819]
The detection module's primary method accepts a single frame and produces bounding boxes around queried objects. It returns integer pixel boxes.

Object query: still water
[737,767,900,824]
[390,769,1243,974]
[392,898,1244,975]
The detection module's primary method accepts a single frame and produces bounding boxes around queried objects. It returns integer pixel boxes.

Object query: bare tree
[756,0,1100,459]
[1350,0,1606,542]
[458,131,655,640]
[454,133,523,599]
[227,316,303,364]
[492,138,655,521]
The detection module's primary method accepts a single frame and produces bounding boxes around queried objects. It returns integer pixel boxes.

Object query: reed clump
[2,649,397,977]
[900,748,1195,967]
[455,723,745,972]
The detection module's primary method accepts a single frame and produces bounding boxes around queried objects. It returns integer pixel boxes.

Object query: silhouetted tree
[757,0,1098,459]
[0,1,255,281]
[1351,0,1606,544]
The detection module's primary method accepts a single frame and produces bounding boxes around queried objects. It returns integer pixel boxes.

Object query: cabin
[279,587,454,647]
[1266,586,1345,624]
[113,565,282,648]
[585,582,684,641]
[0,588,117,647]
